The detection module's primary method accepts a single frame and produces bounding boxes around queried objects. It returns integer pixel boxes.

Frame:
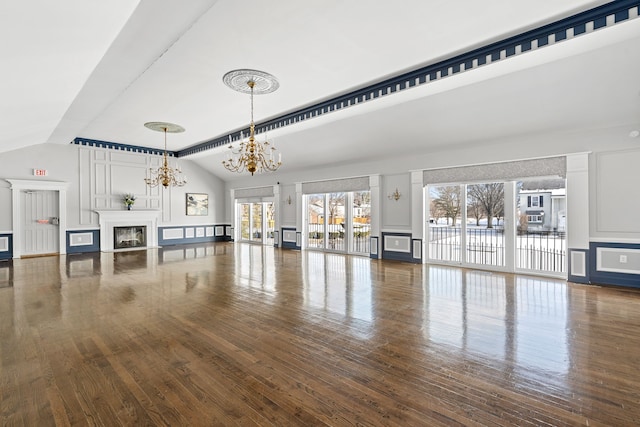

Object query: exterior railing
[429,226,566,273]
[516,231,566,273]
[307,223,370,254]
[429,226,462,262]
[353,224,370,254]
[466,228,505,266]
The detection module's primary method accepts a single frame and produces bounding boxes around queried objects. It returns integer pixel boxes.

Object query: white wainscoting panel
[597,247,640,275]
[384,235,411,253]
[69,232,94,247]
[596,150,640,233]
[370,237,378,255]
[570,251,586,277]
[185,228,195,239]
[163,228,184,240]
[196,227,205,238]
[413,240,421,259]
[215,226,224,236]
[283,230,297,243]
[206,226,214,237]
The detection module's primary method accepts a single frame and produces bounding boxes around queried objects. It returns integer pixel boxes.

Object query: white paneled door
[21,190,60,256]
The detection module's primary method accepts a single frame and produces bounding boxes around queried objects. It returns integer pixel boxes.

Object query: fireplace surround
[95,210,161,252]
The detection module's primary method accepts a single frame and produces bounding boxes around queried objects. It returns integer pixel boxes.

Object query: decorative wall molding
[382,232,418,263]
[568,248,589,284]
[158,224,231,246]
[370,236,379,259]
[0,234,12,260]
[281,227,297,249]
[67,230,100,254]
[589,242,640,288]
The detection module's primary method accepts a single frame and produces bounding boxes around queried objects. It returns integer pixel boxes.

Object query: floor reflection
[112,250,147,273]
[0,260,13,288]
[426,266,569,374]
[66,252,101,277]
[159,242,231,264]
[302,251,373,322]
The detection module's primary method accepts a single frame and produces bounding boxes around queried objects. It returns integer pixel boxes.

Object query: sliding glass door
[465,182,506,268]
[237,201,274,245]
[306,191,370,255]
[516,178,566,274]
[428,185,462,263]
[428,179,566,275]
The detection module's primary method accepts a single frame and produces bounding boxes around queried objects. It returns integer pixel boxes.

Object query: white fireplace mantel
[95,209,161,252]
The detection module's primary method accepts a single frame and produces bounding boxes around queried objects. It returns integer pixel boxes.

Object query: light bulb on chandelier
[222,69,281,176]
[143,122,187,188]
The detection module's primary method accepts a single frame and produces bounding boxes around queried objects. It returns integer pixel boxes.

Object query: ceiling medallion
[222,69,281,176]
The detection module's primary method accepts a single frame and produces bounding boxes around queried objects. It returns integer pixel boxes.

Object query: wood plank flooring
[2,242,640,426]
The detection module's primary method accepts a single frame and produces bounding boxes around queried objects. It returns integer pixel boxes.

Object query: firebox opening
[114,226,146,250]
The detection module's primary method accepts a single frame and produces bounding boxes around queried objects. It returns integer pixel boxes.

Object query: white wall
[224,123,640,244]
[0,143,226,233]
[0,144,80,231]
[591,148,640,241]
[381,173,411,231]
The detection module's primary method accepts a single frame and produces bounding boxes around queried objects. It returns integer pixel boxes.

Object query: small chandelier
[222,69,281,176]
[143,121,187,188]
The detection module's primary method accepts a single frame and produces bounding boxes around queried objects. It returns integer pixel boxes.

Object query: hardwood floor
[1,242,640,426]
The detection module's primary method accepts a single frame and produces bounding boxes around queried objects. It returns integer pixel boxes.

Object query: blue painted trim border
[0,234,13,260]
[589,242,640,288]
[412,238,423,264]
[158,225,231,246]
[370,236,379,259]
[71,138,178,157]
[381,232,414,263]
[66,230,100,254]
[68,1,640,159]
[568,248,590,284]
[281,227,298,249]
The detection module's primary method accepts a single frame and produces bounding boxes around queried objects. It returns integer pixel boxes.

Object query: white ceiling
[3,0,640,183]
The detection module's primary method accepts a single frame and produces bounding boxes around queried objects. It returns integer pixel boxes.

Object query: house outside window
[528,195,543,208]
[527,214,543,223]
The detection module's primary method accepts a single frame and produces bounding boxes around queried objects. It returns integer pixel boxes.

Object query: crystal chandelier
[222,69,281,176]
[143,122,187,188]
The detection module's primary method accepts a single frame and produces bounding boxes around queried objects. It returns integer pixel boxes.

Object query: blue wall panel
[0,234,13,260]
[589,242,640,289]
[67,230,100,254]
[158,225,231,247]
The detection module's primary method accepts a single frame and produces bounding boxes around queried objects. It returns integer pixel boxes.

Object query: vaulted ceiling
[3,0,639,183]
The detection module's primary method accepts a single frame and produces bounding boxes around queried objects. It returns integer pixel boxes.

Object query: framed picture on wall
[186,193,208,216]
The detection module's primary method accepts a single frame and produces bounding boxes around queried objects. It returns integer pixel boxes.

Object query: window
[528,195,543,207]
[527,215,543,223]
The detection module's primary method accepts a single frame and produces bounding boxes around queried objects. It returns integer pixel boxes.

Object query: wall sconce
[388,188,401,201]
[286,195,292,205]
